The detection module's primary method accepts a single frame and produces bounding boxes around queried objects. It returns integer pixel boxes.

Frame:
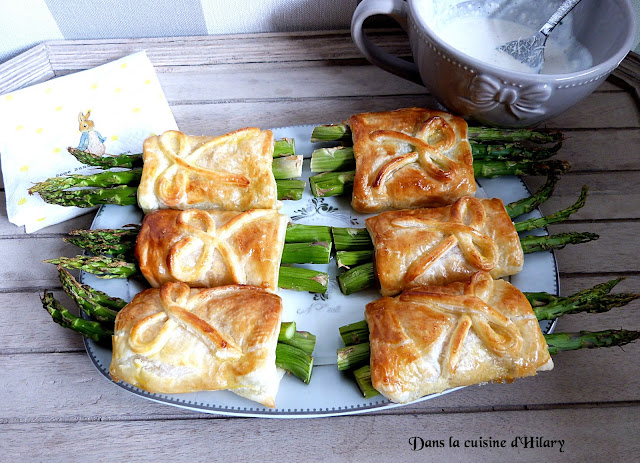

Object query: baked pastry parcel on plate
[366,196,523,296]
[349,107,476,213]
[365,272,553,404]
[136,208,288,291]
[110,282,283,408]
[137,128,278,213]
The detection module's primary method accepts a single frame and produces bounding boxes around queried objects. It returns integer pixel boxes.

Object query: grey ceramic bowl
[352,0,636,127]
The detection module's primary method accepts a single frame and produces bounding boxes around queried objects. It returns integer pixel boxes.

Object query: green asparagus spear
[68,226,140,244]
[339,320,370,346]
[310,123,562,145]
[29,170,142,194]
[38,180,303,208]
[545,330,640,355]
[539,294,640,320]
[530,278,639,320]
[525,278,624,307]
[310,147,356,172]
[278,321,297,341]
[279,331,317,356]
[44,255,140,278]
[309,171,355,197]
[69,139,295,168]
[336,250,374,268]
[470,142,562,161]
[514,186,588,233]
[47,254,329,292]
[37,185,139,207]
[67,148,143,169]
[273,138,296,157]
[41,290,113,344]
[65,227,139,258]
[331,227,373,251]
[278,266,329,293]
[64,237,135,259]
[281,241,332,265]
[467,126,563,144]
[57,267,128,312]
[353,365,379,399]
[337,342,370,370]
[69,224,329,251]
[519,232,599,254]
[276,179,306,201]
[272,155,303,179]
[58,267,122,323]
[338,262,376,295]
[473,159,571,178]
[308,142,563,174]
[310,124,352,143]
[309,159,570,198]
[275,343,314,384]
[285,224,332,243]
[504,175,558,219]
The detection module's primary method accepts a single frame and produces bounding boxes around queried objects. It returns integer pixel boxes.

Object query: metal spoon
[497,0,583,73]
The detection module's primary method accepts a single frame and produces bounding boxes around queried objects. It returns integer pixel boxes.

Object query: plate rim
[81,123,560,418]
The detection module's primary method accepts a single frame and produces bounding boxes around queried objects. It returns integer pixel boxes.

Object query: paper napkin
[0,51,177,232]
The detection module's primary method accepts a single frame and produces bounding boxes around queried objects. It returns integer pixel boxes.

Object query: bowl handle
[351,0,423,85]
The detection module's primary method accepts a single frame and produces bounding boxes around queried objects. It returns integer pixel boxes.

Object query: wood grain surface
[0,31,638,463]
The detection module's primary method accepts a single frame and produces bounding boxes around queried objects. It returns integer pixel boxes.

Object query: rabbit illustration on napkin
[76,110,106,155]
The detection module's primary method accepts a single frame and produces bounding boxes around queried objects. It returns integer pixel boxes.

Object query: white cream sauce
[432,16,592,74]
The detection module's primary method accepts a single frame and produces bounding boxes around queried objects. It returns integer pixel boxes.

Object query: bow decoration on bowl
[460,74,553,120]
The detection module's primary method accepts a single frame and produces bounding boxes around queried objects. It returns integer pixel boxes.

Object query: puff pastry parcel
[137,129,278,213]
[365,272,553,404]
[110,282,283,407]
[366,196,523,296]
[136,208,288,291]
[349,107,476,213]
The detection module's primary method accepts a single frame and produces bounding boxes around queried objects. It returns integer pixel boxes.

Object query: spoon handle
[540,0,582,37]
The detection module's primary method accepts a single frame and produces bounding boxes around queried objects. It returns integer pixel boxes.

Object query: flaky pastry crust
[136,208,288,291]
[365,272,553,404]
[137,129,277,213]
[110,282,283,407]
[349,107,476,213]
[366,197,523,296]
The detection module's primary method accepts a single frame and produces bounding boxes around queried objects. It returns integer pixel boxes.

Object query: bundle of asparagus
[308,124,568,197]
[29,138,306,207]
[335,278,640,398]
[46,222,336,294]
[48,179,597,297]
[42,267,316,384]
[332,182,595,295]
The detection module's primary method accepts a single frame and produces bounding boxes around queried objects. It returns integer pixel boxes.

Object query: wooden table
[1,31,639,462]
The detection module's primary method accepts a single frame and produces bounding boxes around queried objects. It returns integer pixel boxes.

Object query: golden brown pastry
[366,196,523,296]
[349,107,476,213]
[365,272,553,404]
[137,129,278,213]
[136,208,288,291]
[110,282,283,407]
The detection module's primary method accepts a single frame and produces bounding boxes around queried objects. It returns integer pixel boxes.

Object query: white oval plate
[82,124,558,418]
